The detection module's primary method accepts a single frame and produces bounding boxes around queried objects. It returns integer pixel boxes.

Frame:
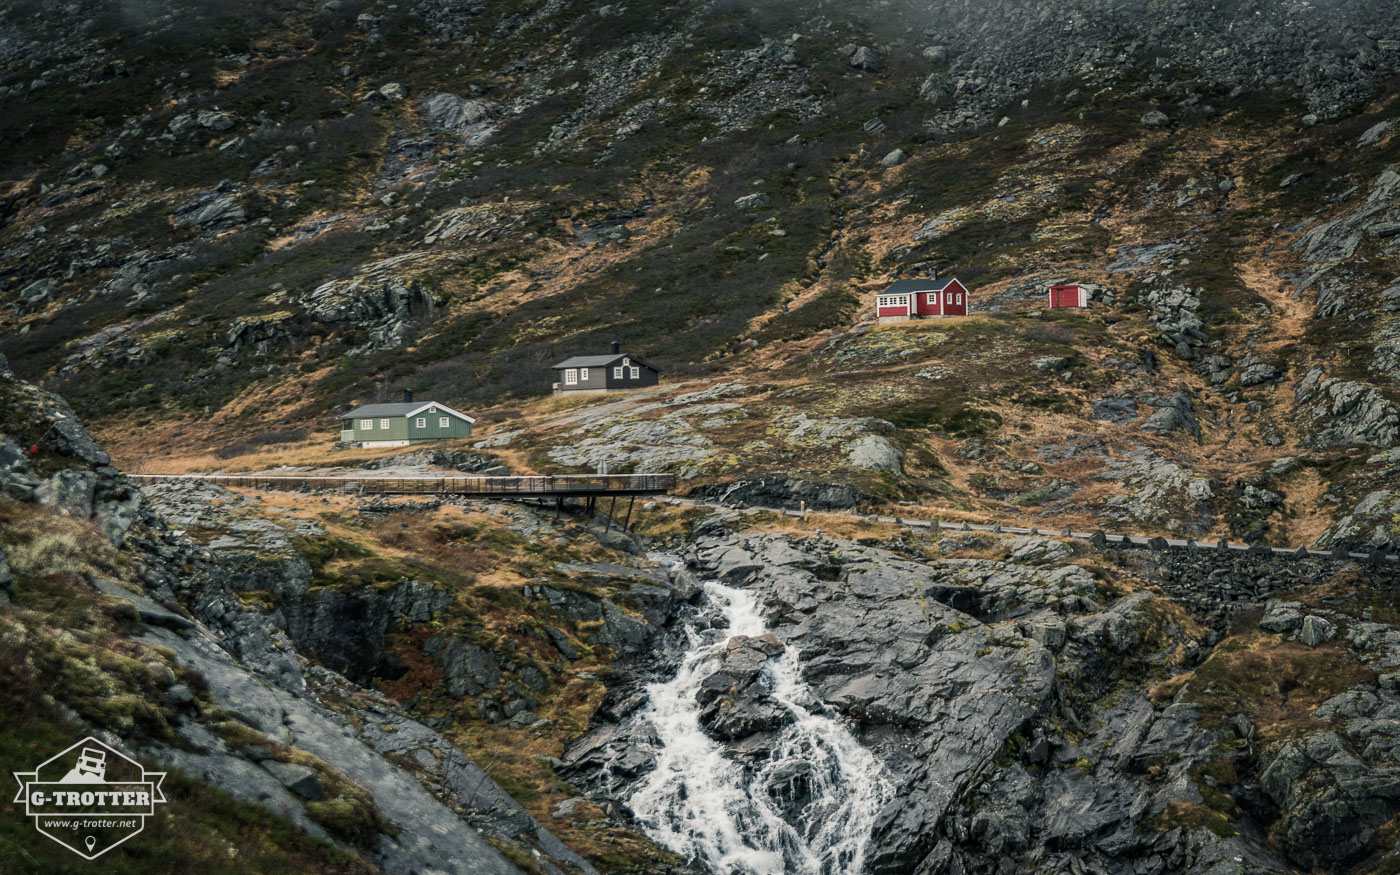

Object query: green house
[337,395,476,448]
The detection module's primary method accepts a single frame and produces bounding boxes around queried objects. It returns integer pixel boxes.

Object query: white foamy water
[625,582,894,874]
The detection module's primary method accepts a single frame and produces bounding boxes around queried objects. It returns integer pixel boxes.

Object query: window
[878,294,908,308]
[580,367,589,381]
[380,419,390,430]
[614,366,624,379]
[622,358,630,367]
[956,293,962,305]
[415,417,426,428]
[630,366,640,379]
[564,368,578,385]
[439,417,449,428]
[360,419,372,430]
[946,292,953,304]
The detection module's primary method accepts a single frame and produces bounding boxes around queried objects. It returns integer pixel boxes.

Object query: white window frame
[439,417,449,428]
[380,418,391,430]
[613,366,624,379]
[415,417,426,428]
[360,419,372,430]
[630,365,640,379]
[878,294,909,309]
[580,367,590,381]
[564,368,578,385]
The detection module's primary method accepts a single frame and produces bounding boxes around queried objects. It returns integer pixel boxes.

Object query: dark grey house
[551,342,660,394]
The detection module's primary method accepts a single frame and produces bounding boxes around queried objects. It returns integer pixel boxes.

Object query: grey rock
[1296,371,1400,448]
[90,578,196,630]
[1140,392,1201,439]
[173,187,246,232]
[197,110,235,131]
[379,82,407,100]
[1260,600,1305,633]
[848,46,883,72]
[1140,109,1169,126]
[919,71,954,103]
[35,469,97,519]
[880,148,908,167]
[689,477,863,511]
[1092,397,1137,422]
[420,92,495,143]
[299,271,433,354]
[1033,356,1071,373]
[18,278,56,303]
[1359,120,1394,146]
[1298,615,1337,647]
[735,192,771,209]
[847,435,902,472]
[262,760,324,801]
[1240,362,1283,386]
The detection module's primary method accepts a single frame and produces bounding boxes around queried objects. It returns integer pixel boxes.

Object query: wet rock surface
[564,528,1302,874]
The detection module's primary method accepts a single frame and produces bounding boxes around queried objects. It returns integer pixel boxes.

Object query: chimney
[928,267,938,280]
[610,340,620,355]
[402,388,413,403]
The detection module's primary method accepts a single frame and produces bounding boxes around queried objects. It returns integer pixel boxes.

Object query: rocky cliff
[564,522,1400,874]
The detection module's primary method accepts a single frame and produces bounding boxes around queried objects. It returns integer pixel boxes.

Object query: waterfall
[625,582,894,875]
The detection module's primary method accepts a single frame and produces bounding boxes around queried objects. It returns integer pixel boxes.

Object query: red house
[1048,284,1089,309]
[876,278,971,323]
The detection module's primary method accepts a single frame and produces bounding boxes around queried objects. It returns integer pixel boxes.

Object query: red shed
[1048,284,1089,309]
[877,278,971,323]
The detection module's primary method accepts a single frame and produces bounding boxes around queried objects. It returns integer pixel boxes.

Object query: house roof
[882,278,964,294]
[551,354,657,370]
[338,401,476,423]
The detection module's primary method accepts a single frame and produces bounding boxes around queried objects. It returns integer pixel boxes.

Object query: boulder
[1140,392,1201,439]
[734,192,771,209]
[919,71,954,103]
[1033,356,1070,373]
[1240,362,1283,386]
[1298,615,1337,647]
[173,185,246,232]
[261,761,324,801]
[379,82,407,100]
[197,110,235,131]
[848,46,883,72]
[35,469,97,519]
[1092,397,1137,422]
[1141,110,1169,126]
[847,435,902,472]
[880,148,908,167]
[1260,601,1305,633]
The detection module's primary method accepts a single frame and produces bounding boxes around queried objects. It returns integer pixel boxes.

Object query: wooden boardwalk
[130,472,677,499]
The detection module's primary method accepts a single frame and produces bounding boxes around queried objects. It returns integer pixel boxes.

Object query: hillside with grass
[2,0,1399,551]
[5,1,1400,873]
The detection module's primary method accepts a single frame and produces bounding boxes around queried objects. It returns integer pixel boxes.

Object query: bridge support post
[622,496,635,532]
[605,496,617,533]
[556,496,563,519]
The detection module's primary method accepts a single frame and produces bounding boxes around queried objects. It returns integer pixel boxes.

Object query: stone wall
[1100,544,1400,623]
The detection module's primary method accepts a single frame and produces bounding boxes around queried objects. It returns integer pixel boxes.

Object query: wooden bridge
[130,472,676,499]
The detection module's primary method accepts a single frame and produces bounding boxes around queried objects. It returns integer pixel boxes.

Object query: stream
[624,581,893,874]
